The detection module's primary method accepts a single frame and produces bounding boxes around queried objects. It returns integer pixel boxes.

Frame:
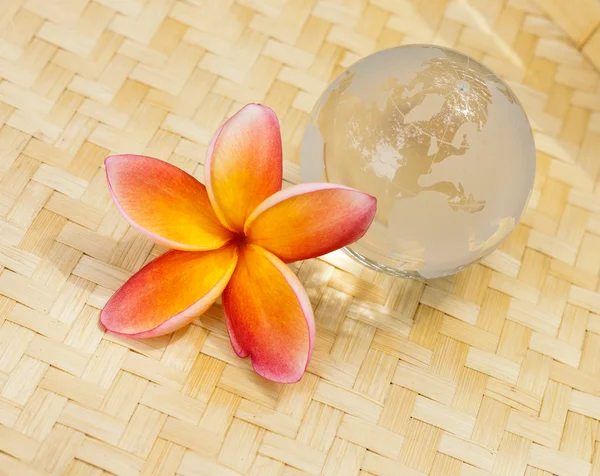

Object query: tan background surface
[2,0,600,475]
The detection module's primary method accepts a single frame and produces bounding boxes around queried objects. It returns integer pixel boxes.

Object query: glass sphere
[301,45,535,279]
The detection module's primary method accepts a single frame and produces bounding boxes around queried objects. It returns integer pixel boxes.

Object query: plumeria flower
[101,104,376,383]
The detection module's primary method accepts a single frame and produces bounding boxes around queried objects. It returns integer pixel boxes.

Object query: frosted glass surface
[301,45,536,279]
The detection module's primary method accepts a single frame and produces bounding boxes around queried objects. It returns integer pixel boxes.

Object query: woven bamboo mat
[2,0,600,475]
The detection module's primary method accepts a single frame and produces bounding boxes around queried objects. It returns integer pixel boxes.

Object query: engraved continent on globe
[301,46,536,278]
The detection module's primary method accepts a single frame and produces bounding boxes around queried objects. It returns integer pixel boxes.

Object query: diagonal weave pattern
[2,0,600,475]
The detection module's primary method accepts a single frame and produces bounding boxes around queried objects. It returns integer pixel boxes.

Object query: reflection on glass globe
[301,45,536,279]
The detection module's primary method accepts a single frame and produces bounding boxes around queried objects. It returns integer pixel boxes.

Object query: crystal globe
[301,45,536,279]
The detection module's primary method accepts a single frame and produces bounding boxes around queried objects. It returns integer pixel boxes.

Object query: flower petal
[222,245,315,383]
[205,104,283,232]
[245,183,377,262]
[101,245,238,338]
[106,154,234,251]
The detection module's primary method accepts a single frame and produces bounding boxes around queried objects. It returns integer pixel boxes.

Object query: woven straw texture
[2,0,600,475]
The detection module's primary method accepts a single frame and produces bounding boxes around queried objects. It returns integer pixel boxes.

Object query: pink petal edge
[244,182,375,231]
[223,246,315,384]
[105,155,231,251]
[100,251,238,339]
[204,103,283,232]
[203,124,229,229]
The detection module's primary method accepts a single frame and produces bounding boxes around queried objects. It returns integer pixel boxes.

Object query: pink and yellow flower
[101,104,376,383]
